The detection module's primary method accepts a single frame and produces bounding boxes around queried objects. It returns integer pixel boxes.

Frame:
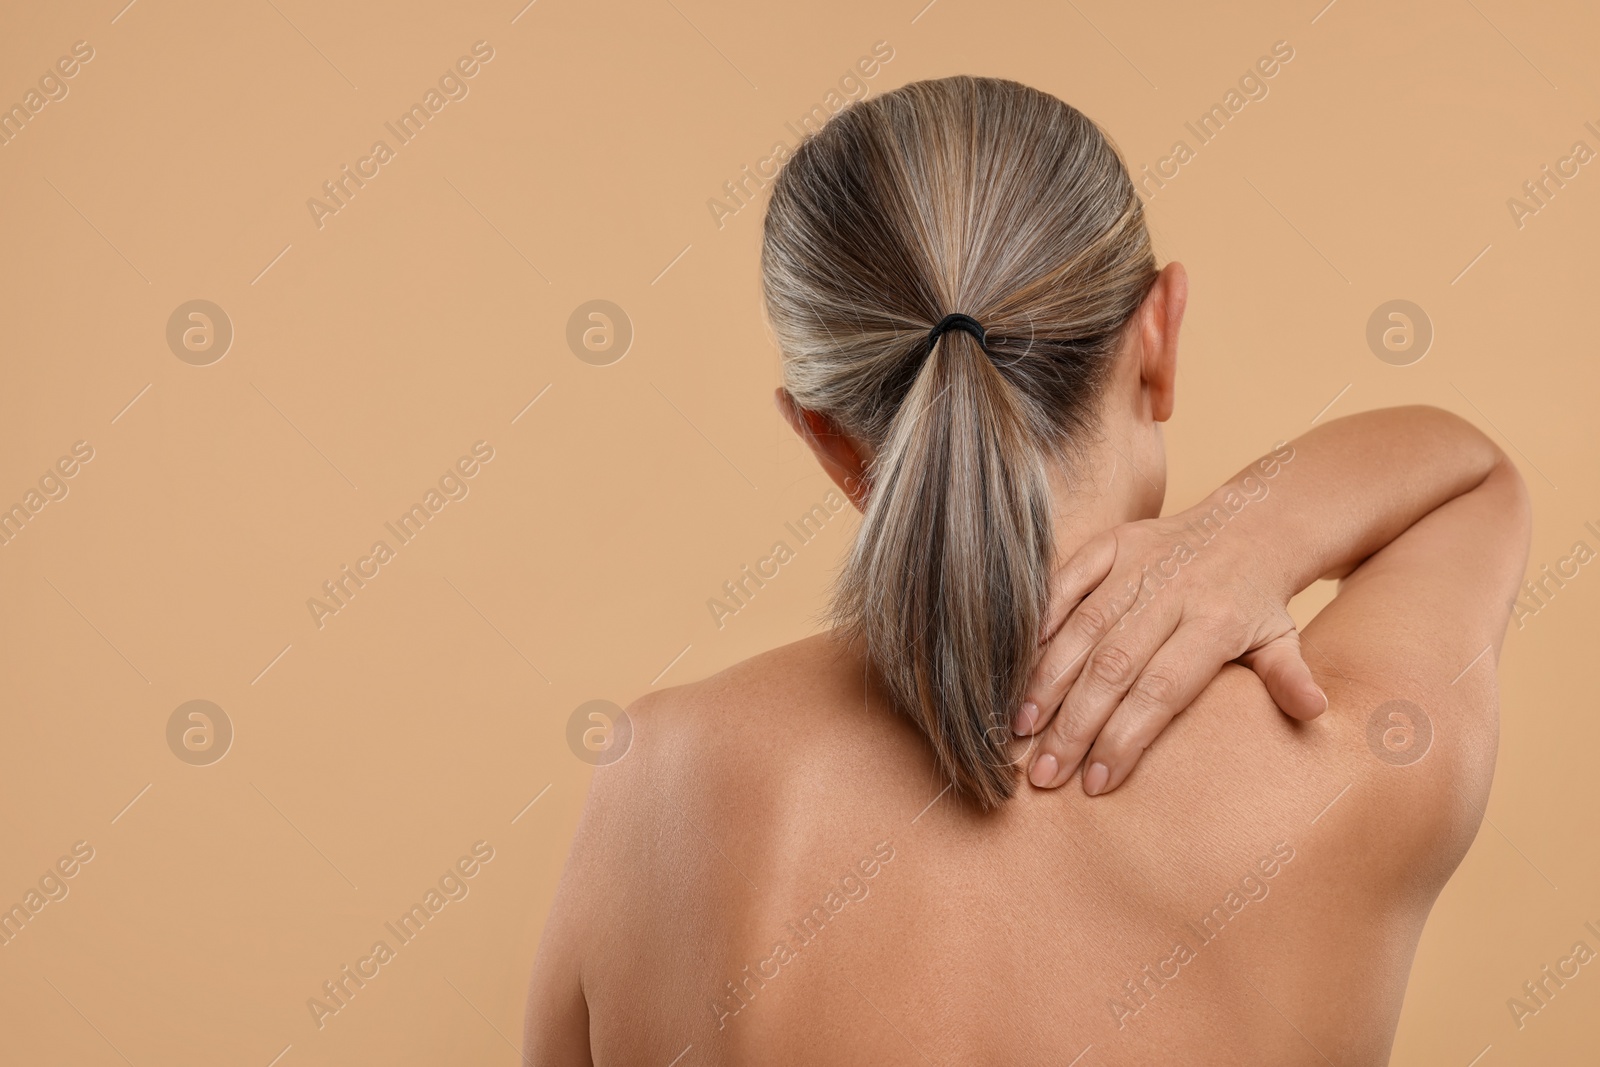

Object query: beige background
[1,0,1596,1063]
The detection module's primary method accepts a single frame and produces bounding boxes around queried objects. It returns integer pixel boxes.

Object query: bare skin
[525,264,1532,1064]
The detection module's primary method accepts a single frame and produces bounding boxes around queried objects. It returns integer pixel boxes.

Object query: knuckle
[1261,617,1298,647]
[1073,602,1108,637]
[1130,667,1183,708]
[1036,651,1077,694]
[1088,644,1136,687]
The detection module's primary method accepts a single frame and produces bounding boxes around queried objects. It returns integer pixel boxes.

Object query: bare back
[527,459,1526,1066]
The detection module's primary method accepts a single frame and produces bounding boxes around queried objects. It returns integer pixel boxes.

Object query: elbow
[1410,404,1526,497]
[1493,453,1534,560]
[1408,404,1502,466]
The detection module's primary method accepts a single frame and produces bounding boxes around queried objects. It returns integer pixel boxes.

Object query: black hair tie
[926,312,987,350]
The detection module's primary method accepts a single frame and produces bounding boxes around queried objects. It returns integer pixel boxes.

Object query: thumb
[1238,631,1327,721]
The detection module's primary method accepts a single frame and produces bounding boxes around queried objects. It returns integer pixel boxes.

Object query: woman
[526,77,1529,1065]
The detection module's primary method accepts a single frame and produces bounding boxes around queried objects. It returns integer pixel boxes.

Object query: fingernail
[1029,752,1058,788]
[1318,687,1329,712]
[1014,701,1039,735]
[1084,762,1109,796]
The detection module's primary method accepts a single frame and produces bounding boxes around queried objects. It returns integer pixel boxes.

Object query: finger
[1038,530,1120,643]
[1238,631,1327,721]
[1017,570,1143,739]
[1079,623,1227,795]
[1027,607,1182,789]
[1016,535,1121,735]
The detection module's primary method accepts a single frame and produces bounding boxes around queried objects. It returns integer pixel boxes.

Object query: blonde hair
[761,76,1157,809]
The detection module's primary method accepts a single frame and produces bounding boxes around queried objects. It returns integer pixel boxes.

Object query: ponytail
[835,330,1054,809]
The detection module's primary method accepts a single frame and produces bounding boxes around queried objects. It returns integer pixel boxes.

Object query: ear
[774,388,873,510]
[1138,261,1187,423]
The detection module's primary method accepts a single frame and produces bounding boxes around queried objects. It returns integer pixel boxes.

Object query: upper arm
[523,936,590,1066]
[1302,452,1531,704]
[1298,453,1531,869]
[523,792,595,1067]
[522,688,681,1065]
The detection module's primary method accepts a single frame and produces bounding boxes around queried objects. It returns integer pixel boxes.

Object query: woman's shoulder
[568,632,950,923]
[623,631,924,765]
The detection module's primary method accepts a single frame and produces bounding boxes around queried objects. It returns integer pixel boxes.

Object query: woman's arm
[1223,405,1507,590]
[524,786,603,1066]
[1018,405,1510,793]
[524,943,591,1066]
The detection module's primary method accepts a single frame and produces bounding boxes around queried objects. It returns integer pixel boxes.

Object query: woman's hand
[1015,496,1328,795]
[1014,409,1516,796]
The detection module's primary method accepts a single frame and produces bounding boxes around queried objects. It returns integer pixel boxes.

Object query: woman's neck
[1043,438,1165,566]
